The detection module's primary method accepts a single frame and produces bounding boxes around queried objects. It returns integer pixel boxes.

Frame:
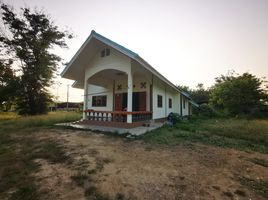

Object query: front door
[138,92,146,111]
[114,93,127,111]
[114,93,123,111]
[114,92,146,111]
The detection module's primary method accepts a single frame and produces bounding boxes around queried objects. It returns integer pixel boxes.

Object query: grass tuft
[238,176,268,198]
[10,186,39,200]
[71,173,89,187]
[0,112,76,199]
[247,158,268,167]
[142,118,268,153]
[0,111,82,132]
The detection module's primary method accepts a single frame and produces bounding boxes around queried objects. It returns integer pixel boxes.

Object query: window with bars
[100,48,110,57]
[92,95,107,107]
[157,95,163,108]
[168,98,172,108]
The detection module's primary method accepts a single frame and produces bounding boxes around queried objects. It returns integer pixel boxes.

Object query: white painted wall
[86,84,113,111]
[114,76,151,111]
[152,77,181,119]
[84,48,131,83]
[181,95,189,116]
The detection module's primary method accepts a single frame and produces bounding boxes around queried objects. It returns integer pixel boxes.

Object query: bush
[167,112,182,125]
[195,104,218,118]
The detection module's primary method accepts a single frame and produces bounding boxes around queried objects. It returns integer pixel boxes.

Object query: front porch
[83,65,154,124]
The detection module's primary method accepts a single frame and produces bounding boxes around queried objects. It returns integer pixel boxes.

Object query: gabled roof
[61,30,198,106]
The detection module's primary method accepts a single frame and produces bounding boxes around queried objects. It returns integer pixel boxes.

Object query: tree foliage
[190,83,210,105]
[177,83,210,105]
[0,4,72,114]
[210,72,268,116]
[0,59,18,110]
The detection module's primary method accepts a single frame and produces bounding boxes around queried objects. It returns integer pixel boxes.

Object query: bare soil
[33,129,268,200]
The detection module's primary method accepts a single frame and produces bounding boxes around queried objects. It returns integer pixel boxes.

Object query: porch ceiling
[88,69,127,87]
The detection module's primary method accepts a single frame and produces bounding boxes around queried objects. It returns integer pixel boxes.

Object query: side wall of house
[181,95,189,116]
[152,77,180,120]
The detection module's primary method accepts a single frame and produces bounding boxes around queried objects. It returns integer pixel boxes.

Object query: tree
[0,59,18,110]
[190,83,210,104]
[0,4,72,114]
[209,72,268,116]
[177,85,191,94]
[177,84,210,105]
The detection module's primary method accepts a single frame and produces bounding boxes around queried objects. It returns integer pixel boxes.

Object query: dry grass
[142,118,268,153]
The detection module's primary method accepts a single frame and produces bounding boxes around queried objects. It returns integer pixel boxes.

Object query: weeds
[0,112,77,199]
[238,176,268,198]
[142,118,268,153]
[0,111,82,133]
[247,158,268,167]
[71,173,89,187]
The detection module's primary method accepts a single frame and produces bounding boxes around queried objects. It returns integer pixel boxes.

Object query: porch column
[83,81,88,120]
[127,71,133,123]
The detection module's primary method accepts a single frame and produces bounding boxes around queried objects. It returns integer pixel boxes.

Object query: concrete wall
[86,84,113,111]
[152,77,180,119]
[84,48,131,83]
[181,95,189,116]
[114,76,151,111]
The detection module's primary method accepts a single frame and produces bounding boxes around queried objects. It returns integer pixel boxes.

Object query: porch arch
[84,68,133,123]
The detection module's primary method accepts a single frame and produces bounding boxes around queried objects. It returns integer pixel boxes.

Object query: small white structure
[61,31,197,126]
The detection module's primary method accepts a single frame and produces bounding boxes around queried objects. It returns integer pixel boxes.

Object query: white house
[61,31,197,127]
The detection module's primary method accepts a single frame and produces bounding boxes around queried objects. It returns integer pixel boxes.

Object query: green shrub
[196,104,218,118]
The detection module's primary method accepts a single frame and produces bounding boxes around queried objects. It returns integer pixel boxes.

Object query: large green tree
[0,59,18,110]
[0,4,72,115]
[210,72,268,115]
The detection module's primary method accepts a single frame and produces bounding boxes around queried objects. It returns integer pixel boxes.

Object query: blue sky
[5,0,268,102]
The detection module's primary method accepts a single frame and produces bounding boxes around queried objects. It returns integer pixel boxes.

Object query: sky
[4,0,268,102]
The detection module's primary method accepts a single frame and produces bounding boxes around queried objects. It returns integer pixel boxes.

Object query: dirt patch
[34,129,268,200]
[34,159,86,200]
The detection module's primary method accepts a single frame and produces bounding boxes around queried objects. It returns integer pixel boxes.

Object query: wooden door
[114,93,123,111]
[138,92,146,111]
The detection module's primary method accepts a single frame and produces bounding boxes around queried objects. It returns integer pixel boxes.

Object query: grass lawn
[0,111,82,200]
[0,111,82,133]
[0,112,267,199]
[142,117,268,154]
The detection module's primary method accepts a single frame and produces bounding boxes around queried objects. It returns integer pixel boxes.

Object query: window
[100,50,105,57]
[168,98,172,108]
[106,48,110,56]
[183,97,186,109]
[92,95,107,107]
[100,48,110,57]
[157,95,162,108]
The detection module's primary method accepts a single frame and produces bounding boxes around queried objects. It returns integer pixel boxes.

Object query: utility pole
[55,82,62,111]
[66,84,70,111]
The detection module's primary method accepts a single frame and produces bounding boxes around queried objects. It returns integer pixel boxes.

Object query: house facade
[61,31,197,126]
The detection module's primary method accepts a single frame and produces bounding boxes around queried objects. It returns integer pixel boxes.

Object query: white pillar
[127,71,133,123]
[83,81,88,120]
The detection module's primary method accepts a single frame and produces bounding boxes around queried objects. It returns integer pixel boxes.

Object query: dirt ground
[33,129,268,200]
